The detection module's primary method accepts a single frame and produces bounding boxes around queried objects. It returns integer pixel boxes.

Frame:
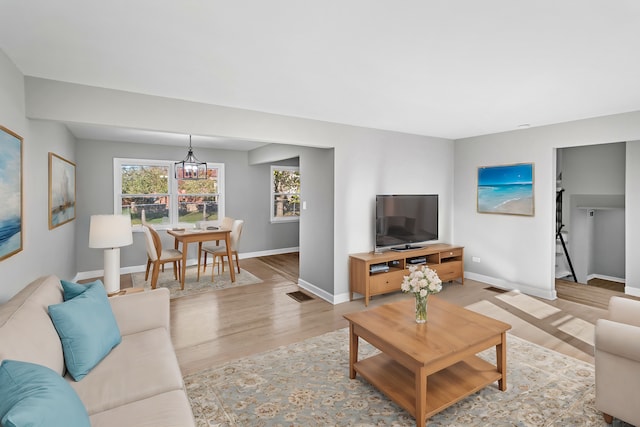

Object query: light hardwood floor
[150,252,630,376]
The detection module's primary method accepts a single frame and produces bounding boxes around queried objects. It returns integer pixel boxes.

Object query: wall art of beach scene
[0,127,22,260]
[477,163,534,216]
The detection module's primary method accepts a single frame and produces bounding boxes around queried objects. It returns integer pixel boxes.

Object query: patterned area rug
[131,265,262,299]
[184,328,615,427]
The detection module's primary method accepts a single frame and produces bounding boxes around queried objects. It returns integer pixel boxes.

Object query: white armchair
[595,296,640,426]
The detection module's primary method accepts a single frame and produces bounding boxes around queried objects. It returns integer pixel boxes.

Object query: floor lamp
[89,214,133,295]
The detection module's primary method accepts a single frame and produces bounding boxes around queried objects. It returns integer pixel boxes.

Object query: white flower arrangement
[401,264,442,297]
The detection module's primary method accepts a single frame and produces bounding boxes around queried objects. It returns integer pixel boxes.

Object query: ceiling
[2,0,640,147]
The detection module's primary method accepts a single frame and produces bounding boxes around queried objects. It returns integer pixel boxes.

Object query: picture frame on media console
[49,152,76,229]
[477,162,534,216]
[0,125,23,261]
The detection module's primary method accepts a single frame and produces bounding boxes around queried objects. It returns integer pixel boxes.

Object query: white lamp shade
[89,215,133,248]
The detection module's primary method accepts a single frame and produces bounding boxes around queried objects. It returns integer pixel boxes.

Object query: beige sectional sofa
[0,275,195,426]
[595,296,640,427]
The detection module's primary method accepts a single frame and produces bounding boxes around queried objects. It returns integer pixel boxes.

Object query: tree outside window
[271,166,300,222]
[115,159,224,226]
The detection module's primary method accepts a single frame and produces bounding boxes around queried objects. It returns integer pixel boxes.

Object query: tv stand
[349,244,464,306]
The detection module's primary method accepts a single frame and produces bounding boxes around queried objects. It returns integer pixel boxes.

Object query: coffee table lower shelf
[354,352,502,420]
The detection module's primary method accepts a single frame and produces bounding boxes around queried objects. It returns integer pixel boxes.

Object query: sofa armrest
[608,297,640,327]
[109,288,170,336]
[595,319,640,363]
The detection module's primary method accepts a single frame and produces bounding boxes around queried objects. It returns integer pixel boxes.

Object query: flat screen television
[375,194,438,250]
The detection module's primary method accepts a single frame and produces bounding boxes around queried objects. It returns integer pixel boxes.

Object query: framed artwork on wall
[49,152,76,229]
[0,126,23,261]
[477,162,534,216]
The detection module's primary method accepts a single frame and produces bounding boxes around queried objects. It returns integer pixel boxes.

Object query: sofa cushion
[48,282,121,381]
[0,359,90,427]
[0,275,65,375]
[89,390,195,427]
[60,279,102,300]
[69,327,185,415]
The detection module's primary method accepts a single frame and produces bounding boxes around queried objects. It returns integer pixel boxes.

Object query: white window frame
[114,158,225,228]
[270,165,300,223]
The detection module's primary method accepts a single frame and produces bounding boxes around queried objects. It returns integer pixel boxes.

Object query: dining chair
[201,219,244,279]
[142,225,183,289]
[201,216,234,274]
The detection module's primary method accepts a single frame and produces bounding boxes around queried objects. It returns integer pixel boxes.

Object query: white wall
[24,77,454,303]
[0,52,77,302]
[455,113,640,299]
[626,141,640,295]
[333,136,454,303]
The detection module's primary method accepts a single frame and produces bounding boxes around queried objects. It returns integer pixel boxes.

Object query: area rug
[184,328,613,427]
[131,265,262,299]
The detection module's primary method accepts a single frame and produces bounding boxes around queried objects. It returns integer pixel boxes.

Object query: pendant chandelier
[175,135,207,180]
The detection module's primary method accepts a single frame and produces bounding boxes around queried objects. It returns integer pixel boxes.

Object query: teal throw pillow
[48,282,122,381]
[60,279,103,300]
[0,359,90,427]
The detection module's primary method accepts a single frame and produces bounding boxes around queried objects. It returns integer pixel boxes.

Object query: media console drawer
[441,248,463,259]
[370,270,405,294]
[432,261,462,282]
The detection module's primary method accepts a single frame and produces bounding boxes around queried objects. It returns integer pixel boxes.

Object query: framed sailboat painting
[49,152,76,229]
[0,126,23,261]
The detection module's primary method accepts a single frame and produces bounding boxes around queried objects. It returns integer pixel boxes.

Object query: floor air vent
[287,291,314,302]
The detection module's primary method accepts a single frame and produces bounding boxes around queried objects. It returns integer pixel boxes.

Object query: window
[271,166,300,222]
[114,158,224,226]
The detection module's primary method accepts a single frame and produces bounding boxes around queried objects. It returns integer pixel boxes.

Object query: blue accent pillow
[0,360,90,427]
[60,279,103,300]
[48,282,122,381]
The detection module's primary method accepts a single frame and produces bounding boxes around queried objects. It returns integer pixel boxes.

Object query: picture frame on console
[0,125,23,261]
[477,163,534,216]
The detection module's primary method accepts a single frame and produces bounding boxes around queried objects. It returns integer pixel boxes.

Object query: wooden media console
[349,244,464,306]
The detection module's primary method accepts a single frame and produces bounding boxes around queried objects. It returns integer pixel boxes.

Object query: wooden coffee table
[343,297,511,427]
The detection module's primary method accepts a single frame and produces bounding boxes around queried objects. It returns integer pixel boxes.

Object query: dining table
[166,228,234,290]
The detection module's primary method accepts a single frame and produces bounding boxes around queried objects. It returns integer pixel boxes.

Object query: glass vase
[415,294,428,324]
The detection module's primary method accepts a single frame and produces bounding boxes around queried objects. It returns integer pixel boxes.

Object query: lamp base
[103,247,121,295]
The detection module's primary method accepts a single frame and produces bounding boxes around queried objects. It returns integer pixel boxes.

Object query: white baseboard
[297,278,344,304]
[625,286,640,297]
[237,247,299,259]
[74,247,300,282]
[464,271,558,300]
[586,273,625,284]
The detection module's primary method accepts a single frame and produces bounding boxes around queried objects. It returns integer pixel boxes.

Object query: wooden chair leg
[602,413,613,424]
[151,262,161,289]
[173,261,178,280]
[234,252,240,273]
[202,252,208,273]
[145,259,152,281]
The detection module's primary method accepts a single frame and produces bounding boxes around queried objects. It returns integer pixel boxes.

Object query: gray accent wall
[560,142,626,229]
[560,143,626,282]
[249,144,334,295]
[0,51,77,302]
[75,139,300,272]
[626,141,640,295]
